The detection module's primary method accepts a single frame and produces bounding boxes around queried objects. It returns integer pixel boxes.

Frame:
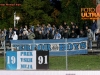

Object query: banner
[6,38,87,70]
[10,38,87,51]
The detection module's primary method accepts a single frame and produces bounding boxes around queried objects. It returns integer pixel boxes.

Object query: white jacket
[12,31,18,40]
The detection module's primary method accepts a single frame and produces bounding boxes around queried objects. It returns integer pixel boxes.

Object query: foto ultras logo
[81,4,100,20]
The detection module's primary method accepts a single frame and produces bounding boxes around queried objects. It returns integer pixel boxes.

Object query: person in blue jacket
[91,20,97,41]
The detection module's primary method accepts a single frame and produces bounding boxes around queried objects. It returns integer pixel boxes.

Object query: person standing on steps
[87,29,93,50]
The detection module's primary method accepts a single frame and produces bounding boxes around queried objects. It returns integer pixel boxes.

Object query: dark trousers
[97,40,100,49]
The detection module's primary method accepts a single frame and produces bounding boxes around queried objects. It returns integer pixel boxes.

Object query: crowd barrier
[10,38,88,56]
[6,38,88,70]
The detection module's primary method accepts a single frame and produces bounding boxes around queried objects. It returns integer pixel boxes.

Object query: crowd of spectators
[0,21,96,41]
[0,20,100,49]
[0,21,99,41]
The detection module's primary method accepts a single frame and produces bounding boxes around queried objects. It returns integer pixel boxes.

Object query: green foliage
[22,0,53,25]
[59,0,95,26]
[0,0,96,29]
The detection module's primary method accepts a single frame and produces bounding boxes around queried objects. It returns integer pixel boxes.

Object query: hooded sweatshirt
[87,29,93,40]
[12,31,18,40]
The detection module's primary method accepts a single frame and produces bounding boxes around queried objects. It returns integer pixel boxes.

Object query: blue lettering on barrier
[21,64,32,69]
[20,52,33,56]
[19,45,26,50]
[80,42,86,49]
[47,44,51,50]
[73,43,79,50]
[36,44,51,50]
[67,43,73,50]
[21,58,32,62]
[12,43,87,51]
[13,45,35,51]
[59,44,66,50]
[26,45,31,50]
[11,39,87,51]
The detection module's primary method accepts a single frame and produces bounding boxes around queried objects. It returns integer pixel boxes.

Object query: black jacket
[70,33,77,38]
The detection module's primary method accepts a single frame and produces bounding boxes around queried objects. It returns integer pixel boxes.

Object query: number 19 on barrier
[7,56,16,64]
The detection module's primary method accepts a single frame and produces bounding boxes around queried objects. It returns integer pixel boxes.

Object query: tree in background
[0,0,96,29]
[59,0,95,26]
[22,0,54,25]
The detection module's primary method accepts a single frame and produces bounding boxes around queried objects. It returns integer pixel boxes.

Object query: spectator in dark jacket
[96,30,100,49]
[22,32,28,40]
[51,27,56,38]
[45,30,53,39]
[58,25,64,38]
[84,26,89,37]
[83,21,89,31]
[63,29,69,39]
[70,30,77,38]
[38,31,44,39]
[34,29,39,39]
[71,25,75,32]
[63,21,67,29]
[79,30,85,37]
[91,20,97,41]
[18,33,22,40]
[75,25,80,38]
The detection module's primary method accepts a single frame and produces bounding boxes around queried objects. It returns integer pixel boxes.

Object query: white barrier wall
[0,71,100,75]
